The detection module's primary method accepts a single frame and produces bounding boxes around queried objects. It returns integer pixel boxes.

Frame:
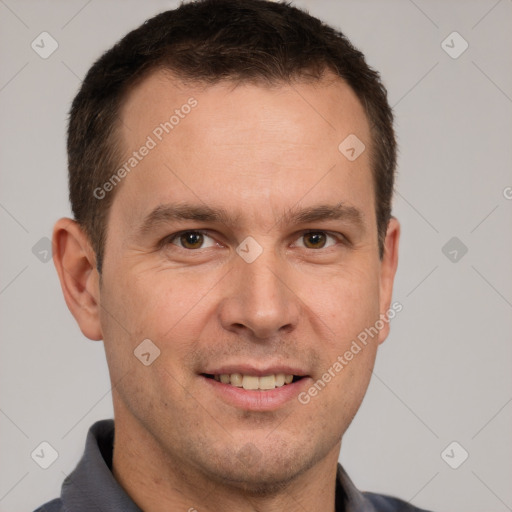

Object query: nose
[218,247,301,340]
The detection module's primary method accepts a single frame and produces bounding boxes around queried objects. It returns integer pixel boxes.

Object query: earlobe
[377,217,400,344]
[52,218,103,341]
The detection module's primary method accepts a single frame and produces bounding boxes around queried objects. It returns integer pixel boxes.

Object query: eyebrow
[283,202,365,229]
[136,201,366,236]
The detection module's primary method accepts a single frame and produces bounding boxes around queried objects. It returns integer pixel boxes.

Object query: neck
[112,407,341,512]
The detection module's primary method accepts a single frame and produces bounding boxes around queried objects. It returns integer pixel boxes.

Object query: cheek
[98,269,202,413]
[100,266,219,368]
[302,264,381,408]
[307,264,381,344]
[103,263,206,329]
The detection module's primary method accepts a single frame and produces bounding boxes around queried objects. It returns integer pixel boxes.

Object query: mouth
[199,365,311,411]
[200,368,311,411]
[201,373,305,390]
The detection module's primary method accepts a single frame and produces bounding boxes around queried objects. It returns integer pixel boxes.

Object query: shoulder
[364,491,434,512]
[32,498,63,512]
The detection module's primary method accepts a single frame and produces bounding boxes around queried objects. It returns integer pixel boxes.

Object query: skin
[53,70,400,512]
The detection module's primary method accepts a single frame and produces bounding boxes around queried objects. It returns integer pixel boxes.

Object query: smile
[203,373,302,390]
[201,372,311,411]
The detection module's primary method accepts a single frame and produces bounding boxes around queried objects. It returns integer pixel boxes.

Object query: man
[36,0,431,510]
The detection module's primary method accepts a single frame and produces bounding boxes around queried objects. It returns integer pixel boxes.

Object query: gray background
[1,0,511,511]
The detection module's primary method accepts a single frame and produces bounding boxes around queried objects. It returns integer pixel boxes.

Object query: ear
[377,216,400,344]
[52,218,103,341]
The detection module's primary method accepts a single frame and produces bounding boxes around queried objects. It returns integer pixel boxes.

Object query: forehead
[112,70,373,231]
[120,69,369,148]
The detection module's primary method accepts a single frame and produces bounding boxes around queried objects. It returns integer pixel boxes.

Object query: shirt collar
[336,463,379,512]
[61,419,142,511]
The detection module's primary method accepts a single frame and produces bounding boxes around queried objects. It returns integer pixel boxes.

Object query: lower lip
[200,375,311,411]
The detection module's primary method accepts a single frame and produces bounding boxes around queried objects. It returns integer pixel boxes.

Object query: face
[92,71,399,490]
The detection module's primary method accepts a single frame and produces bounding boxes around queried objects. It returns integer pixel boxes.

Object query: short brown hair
[68,0,396,272]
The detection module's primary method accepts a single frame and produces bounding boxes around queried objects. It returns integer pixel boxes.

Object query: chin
[213,465,302,497]
[196,440,321,497]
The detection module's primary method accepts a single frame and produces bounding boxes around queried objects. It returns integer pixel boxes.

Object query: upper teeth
[214,373,294,390]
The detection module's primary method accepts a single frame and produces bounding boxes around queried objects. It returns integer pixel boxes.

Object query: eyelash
[162,229,348,251]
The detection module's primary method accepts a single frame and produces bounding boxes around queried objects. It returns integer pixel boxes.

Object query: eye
[167,230,217,250]
[293,231,342,250]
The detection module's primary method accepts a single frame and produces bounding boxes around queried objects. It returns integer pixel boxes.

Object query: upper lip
[201,364,309,377]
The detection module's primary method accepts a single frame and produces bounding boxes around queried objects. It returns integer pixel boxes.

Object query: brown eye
[303,232,327,249]
[293,231,341,250]
[180,232,203,249]
[168,231,216,250]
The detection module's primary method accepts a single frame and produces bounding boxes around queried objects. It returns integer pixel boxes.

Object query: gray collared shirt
[34,420,432,512]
